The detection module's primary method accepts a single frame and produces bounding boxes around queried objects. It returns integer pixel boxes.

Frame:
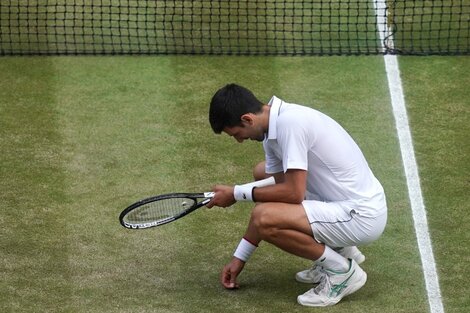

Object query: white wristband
[233,238,258,262]
[234,184,254,201]
[233,176,275,202]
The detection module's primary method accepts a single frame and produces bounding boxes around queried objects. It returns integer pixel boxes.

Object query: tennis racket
[119,192,214,229]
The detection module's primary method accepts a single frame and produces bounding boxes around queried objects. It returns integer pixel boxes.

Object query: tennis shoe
[295,246,365,284]
[297,259,367,307]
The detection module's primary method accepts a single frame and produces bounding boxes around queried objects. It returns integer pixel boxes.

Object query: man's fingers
[205,198,215,208]
[227,274,237,289]
[221,266,230,286]
[221,265,239,289]
[224,280,239,289]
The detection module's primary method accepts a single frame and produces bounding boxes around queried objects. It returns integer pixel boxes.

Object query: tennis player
[207,84,387,307]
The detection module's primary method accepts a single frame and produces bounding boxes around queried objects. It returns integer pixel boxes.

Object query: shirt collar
[266,95,283,140]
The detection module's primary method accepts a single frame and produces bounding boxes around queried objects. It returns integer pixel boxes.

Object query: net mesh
[1,0,468,55]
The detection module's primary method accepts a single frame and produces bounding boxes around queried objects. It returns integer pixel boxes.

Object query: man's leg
[246,201,367,307]
[246,202,324,259]
[220,201,323,289]
[246,202,350,272]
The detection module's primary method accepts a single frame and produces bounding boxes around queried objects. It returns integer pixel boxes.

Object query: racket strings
[125,197,196,224]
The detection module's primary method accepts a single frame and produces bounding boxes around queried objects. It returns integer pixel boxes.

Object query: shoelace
[313,270,331,295]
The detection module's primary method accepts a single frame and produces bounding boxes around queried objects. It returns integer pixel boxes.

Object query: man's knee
[251,203,278,239]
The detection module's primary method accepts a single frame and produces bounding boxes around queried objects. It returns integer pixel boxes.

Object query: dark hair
[209,84,264,133]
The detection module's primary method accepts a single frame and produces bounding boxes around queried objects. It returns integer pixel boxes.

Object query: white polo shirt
[263,96,386,217]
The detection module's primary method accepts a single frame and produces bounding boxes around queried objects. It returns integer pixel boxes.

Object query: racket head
[119,193,211,229]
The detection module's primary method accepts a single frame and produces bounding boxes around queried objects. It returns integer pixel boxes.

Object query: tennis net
[0,1,468,55]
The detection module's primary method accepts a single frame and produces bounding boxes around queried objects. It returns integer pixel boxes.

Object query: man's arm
[207,169,306,208]
[252,169,306,204]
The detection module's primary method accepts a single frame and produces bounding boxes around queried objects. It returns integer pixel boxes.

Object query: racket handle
[203,192,215,198]
[201,198,212,205]
[201,192,215,205]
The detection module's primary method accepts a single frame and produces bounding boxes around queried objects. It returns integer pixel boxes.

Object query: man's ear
[240,113,255,126]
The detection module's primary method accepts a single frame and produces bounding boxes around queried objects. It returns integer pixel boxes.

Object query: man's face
[223,124,265,143]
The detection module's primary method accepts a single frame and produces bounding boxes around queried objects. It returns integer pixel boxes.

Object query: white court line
[384,55,445,313]
[374,2,445,313]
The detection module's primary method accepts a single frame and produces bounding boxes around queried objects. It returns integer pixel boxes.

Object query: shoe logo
[329,270,355,297]
[243,193,247,199]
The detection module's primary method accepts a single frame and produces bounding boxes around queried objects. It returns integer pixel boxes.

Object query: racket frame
[119,192,214,229]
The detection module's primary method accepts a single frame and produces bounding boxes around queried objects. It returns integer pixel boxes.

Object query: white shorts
[302,199,387,248]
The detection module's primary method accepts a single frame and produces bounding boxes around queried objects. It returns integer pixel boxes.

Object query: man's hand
[206,185,236,208]
[221,257,245,289]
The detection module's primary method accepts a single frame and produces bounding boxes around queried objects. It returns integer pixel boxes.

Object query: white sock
[316,245,350,273]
